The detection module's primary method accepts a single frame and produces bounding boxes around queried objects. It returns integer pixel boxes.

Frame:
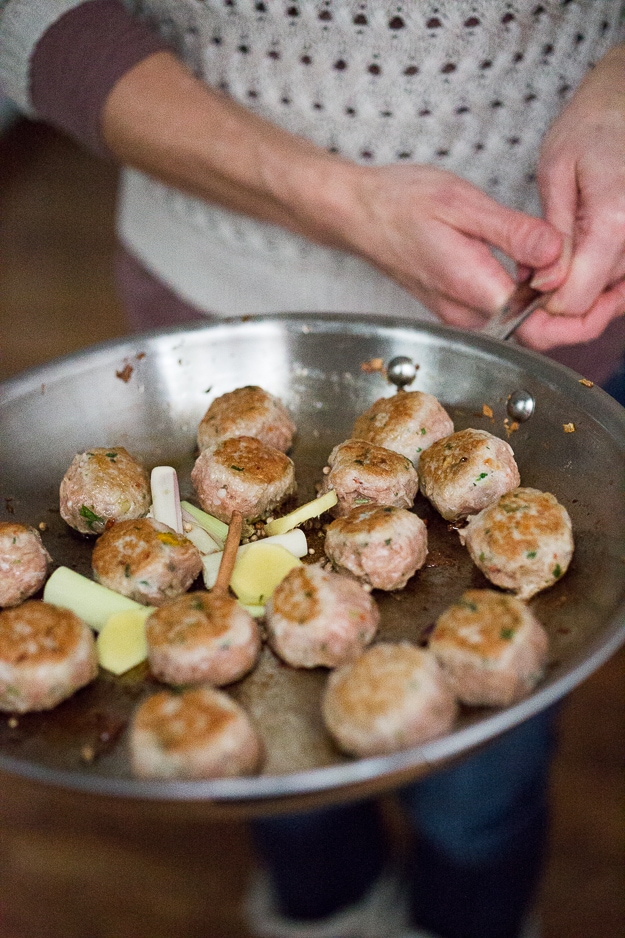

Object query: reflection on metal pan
[0,313,624,814]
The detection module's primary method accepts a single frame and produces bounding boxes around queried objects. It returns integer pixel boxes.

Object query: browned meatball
[92,518,203,606]
[352,391,454,467]
[322,642,457,757]
[418,428,520,522]
[460,488,574,600]
[191,436,296,524]
[197,385,296,453]
[0,600,98,712]
[429,589,549,707]
[265,563,379,668]
[319,439,419,518]
[146,590,261,687]
[0,522,51,607]
[59,447,151,535]
[129,685,263,779]
[324,505,428,591]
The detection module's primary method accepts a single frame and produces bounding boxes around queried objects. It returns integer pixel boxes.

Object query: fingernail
[529,271,552,290]
[530,233,573,289]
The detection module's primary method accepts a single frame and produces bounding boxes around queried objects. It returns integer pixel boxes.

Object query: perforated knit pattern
[127,0,625,213]
[117,2,624,317]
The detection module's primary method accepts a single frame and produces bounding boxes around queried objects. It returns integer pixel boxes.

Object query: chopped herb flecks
[458,599,478,612]
[500,627,515,640]
[552,564,562,578]
[230,465,244,471]
[79,505,104,528]
[526,550,537,559]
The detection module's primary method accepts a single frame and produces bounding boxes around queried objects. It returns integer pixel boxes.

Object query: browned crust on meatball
[0,601,98,712]
[197,386,296,452]
[460,488,574,599]
[129,685,263,779]
[429,589,549,706]
[352,391,454,466]
[59,447,151,535]
[322,642,457,757]
[191,436,296,524]
[92,518,203,606]
[0,522,51,607]
[324,505,428,591]
[146,590,261,686]
[319,439,419,517]
[266,564,379,668]
[418,428,520,521]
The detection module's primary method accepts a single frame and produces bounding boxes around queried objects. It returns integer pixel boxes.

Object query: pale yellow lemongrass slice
[180,500,228,548]
[181,513,222,555]
[264,489,338,536]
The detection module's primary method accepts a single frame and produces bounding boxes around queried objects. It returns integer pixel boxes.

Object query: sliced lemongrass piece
[229,542,303,606]
[201,528,308,590]
[181,513,222,555]
[264,489,338,536]
[150,466,183,534]
[96,607,152,675]
[43,566,150,632]
[180,500,228,548]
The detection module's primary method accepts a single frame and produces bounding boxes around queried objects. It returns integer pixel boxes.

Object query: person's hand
[328,162,563,331]
[516,43,625,350]
[102,52,562,333]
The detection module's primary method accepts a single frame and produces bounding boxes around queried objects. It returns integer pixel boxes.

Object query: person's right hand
[319,162,562,330]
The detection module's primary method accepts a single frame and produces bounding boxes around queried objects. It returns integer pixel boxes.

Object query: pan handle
[481,280,554,341]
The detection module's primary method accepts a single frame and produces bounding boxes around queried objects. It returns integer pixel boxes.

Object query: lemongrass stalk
[180,500,228,547]
[43,566,151,632]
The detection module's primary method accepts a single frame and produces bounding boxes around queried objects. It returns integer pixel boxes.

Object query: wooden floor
[0,120,623,938]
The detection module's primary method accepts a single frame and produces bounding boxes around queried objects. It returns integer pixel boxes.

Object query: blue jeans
[252,708,557,938]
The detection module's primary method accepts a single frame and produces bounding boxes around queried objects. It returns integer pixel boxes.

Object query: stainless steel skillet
[0,313,623,815]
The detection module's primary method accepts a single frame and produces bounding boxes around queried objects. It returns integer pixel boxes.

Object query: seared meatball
[352,391,454,467]
[460,487,574,600]
[419,428,520,522]
[429,589,549,707]
[324,505,428,591]
[319,439,419,518]
[92,518,203,606]
[191,436,296,524]
[322,642,457,757]
[129,685,263,779]
[0,600,97,712]
[197,385,296,453]
[60,447,151,535]
[146,590,261,687]
[0,522,51,607]
[265,563,379,668]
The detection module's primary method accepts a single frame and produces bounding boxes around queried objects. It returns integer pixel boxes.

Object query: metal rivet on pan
[387,356,417,390]
[507,389,535,422]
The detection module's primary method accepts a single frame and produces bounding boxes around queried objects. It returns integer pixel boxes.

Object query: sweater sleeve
[0,0,170,158]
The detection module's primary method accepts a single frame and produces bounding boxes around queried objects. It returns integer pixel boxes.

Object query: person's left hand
[516,43,625,350]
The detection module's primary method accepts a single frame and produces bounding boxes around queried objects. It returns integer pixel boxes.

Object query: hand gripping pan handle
[481,279,555,341]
